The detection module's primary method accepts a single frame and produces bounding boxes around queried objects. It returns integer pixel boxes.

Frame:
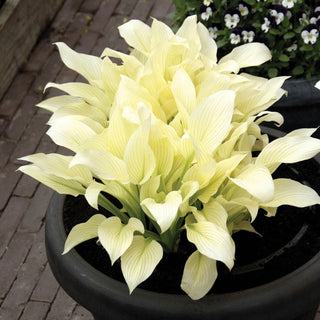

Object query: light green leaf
[261,178,320,208]
[63,214,107,254]
[229,165,274,203]
[186,221,235,270]
[121,236,163,293]
[98,217,144,265]
[141,191,182,233]
[187,90,235,153]
[197,22,217,64]
[181,250,217,300]
[71,149,129,183]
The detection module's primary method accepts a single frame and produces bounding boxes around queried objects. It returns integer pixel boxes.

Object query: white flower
[261,17,271,33]
[282,0,296,9]
[242,30,255,43]
[201,7,213,21]
[208,26,218,39]
[203,0,213,6]
[230,32,241,44]
[286,43,297,52]
[301,29,319,44]
[270,9,285,25]
[238,4,249,16]
[316,6,320,12]
[224,14,240,29]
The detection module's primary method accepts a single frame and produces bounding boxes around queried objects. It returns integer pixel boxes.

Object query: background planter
[45,128,320,320]
[269,77,320,133]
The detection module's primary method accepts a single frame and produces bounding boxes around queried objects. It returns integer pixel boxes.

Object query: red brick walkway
[0,0,319,319]
[0,0,173,319]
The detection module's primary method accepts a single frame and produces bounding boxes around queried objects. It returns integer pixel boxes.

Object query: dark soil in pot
[63,157,320,296]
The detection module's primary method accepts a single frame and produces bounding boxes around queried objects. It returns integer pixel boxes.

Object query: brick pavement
[0,0,319,319]
[0,0,173,319]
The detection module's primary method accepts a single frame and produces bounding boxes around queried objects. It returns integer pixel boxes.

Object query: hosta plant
[19,16,320,300]
[171,0,320,78]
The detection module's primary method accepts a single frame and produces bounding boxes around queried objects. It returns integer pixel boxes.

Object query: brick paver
[0,0,319,319]
[0,0,174,319]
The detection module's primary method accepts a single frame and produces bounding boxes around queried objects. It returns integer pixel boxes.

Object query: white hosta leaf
[141,191,182,233]
[47,118,98,152]
[198,153,246,203]
[149,136,174,178]
[71,149,129,183]
[150,18,174,46]
[171,69,197,116]
[124,124,156,185]
[19,164,85,196]
[85,181,106,210]
[186,220,235,270]
[63,214,107,254]
[255,111,284,127]
[55,42,102,82]
[256,135,320,173]
[179,181,200,216]
[229,165,274,203]
[261,178,320,208]
[45,82,110,114]
[219,42,271,69]
[49,102,107,127]
[201,200,229,231]
[181,250,217,300]
[20,153,92,184]
[197,22,217,64]
[36,95,83,113]
[183,160,216,189]
[98,217,144,265]
[121,236,163,293]
[187,90,235,153]
[118,20,152,55]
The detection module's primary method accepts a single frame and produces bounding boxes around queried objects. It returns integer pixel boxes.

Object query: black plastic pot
[45,127,320,320]
[269,77,320,133]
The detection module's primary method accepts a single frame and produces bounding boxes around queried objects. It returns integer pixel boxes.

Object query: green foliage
[172,0,320,78]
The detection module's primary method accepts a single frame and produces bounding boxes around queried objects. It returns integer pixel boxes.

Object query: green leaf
[292,65,304,76]
[278,54,290,62]
[283,32,296,40]
[268,68,278,78]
